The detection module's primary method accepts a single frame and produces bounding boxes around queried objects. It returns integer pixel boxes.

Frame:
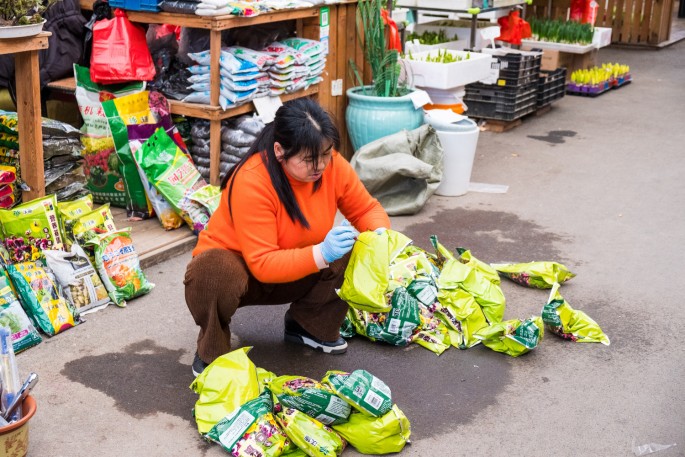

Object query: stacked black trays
[537,68,567,107]
[464,52,542,121]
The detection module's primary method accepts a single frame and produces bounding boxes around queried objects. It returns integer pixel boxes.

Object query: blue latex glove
[319,225,359,263]
[374,227,387,235]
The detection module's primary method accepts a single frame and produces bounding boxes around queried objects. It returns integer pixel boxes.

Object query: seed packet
[74,64,145,208]
[102,92,156,219]
[475,316,544,357]
[323,370,392,418]
[332,405,411,455]
[88,228,154,306]
[0,271,42,352]
[206,390,288,457]
[58,194,94,247]
[542,283,609,345]
[275,407,345,457]
[7,260,78,336]
[44,244,111,314]
[135,128,210,233]
[0,195,65,262]
[269,376,351,425]
[491,261,576,289]
[71,204,118,245]
[189,185,221,216]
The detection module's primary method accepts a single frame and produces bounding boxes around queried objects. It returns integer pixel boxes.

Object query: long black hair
[221,98,341,229]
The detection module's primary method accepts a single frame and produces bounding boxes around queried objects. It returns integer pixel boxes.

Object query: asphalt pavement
[17,40,685,457]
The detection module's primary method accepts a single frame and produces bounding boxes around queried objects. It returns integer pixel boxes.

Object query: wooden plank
[657,0,674,42]
[14,50,45,202]
[0,32,49,54]
[320,5,337,128]
[621,0,635,42]
[46,76,76,91]
[649,0,664,43]
[629,0,645,42]
[211,8,319,30]
[209,119,221,185]
[125,11,215,28]
[209,29,221,107]
[605,0,619,38]
[640,0,654,43]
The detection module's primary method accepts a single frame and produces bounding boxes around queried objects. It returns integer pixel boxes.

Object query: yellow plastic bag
[275,407,345,457]
[436,288,488,349]
[542,283,610,345]
[190,347,262,434]
[474,316,544,357]
[332,404,411,455]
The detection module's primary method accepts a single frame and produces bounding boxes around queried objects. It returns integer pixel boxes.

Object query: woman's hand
[319,225,359,263]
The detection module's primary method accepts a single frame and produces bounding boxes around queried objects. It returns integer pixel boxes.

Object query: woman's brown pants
[184,248,350,363]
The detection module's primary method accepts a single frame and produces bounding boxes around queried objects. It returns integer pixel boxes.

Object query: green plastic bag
[0,195,65,262]
[339,315,356,339]
[388,249,436,292]
[332,404,411,455]
[542,283,610,345]
[88,228,153,306]
[366,287,421,346]
[411,324,451,355]
[457,248,501,285]
[269,376,351,425]
[405,278,439,307]
[0,270,41,352]
[323,370,392,417]
[474,316,544,357]
[102,92,154,219]
[57,194,94,247]
[275,407,345,457]
[7,260,78,336]
[135,128,210,234]
[438,258,506,324]
[190,347,262,434]
[436,287,488,349]
[429,235,455,268]
[206,390,288,457]
[71,204,118,245]
[492,261,576,289]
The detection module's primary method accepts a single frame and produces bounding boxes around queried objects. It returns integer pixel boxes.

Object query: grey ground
[19,40,685,456]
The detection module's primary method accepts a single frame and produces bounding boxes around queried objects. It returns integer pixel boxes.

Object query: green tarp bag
[190,347,262,434]
[475,316,544,357]
[492,261,576,289]
[332,404,411,455]
[268,375,351,425]
[323,370,392,417]
[542,283,610,345]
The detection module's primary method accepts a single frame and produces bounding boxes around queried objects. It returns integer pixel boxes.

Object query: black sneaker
[284,313,348,354]
[192,352,209,377]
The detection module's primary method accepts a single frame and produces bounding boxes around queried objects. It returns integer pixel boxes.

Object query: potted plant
[0,0,59,38]
[345,0,424,151]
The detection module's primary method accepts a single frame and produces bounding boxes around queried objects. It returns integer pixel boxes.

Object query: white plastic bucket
[430,118,479,197]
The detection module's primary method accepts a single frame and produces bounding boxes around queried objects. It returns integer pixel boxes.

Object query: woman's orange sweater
[193,151,390,283]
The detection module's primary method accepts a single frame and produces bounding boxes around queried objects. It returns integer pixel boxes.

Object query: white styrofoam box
[401,49,493,89]
[414,19,498,50]
[395,0,417,7]
[405,39,468,54]
[391,7,410,24]
[519,39,596,54]
[417,11,456,24]
[415,0,473,9]
[593,27,612,48]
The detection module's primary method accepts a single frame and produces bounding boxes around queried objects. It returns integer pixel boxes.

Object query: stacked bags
[339,230,609,358]
[189,115,265,181]
[191,347,411,456]
[270,38,326,95]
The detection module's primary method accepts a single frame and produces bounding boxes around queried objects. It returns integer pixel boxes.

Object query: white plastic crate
[402,49,493,89]
[414,19,499,50]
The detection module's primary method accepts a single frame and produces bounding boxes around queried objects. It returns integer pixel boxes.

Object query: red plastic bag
[381,9,402,52]
[90,9,156,84]
[496,10,532,46]
[571,0,599,24]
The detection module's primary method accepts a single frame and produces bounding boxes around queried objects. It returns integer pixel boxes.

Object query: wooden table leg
[14,50,45,202]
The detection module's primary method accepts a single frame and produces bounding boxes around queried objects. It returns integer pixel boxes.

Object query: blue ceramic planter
[345,86,424,151]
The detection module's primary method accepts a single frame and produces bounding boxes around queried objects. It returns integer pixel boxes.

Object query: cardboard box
[521,47,598,80]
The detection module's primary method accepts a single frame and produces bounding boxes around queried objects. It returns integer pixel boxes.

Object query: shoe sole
[284,331,348,355]
[192,367,203,378]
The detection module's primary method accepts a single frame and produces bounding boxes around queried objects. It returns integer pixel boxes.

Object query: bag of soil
[323,370,392,417]
[71,204,118,245]
[332,405,411,455]
[491,261,576,289]
[435,287,489,349]
[88,228,153,306]
[269,376,351,425]
[542,283,609,345]
[275,407,345,457]
[7,260,78,336]
[206,390,288,457]
[44,244,111,314]
[0,271,42,352]
[475,316,544,357]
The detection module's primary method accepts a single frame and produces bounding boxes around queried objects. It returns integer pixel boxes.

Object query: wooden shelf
[168,85,320,120]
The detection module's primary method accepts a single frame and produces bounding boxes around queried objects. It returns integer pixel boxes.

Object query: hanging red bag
[90,9,156,84]
[496,10,532,46]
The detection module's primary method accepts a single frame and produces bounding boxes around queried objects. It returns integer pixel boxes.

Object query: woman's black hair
[221,97,341,229]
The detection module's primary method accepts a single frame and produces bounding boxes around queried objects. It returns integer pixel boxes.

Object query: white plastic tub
[402,49,493,89]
